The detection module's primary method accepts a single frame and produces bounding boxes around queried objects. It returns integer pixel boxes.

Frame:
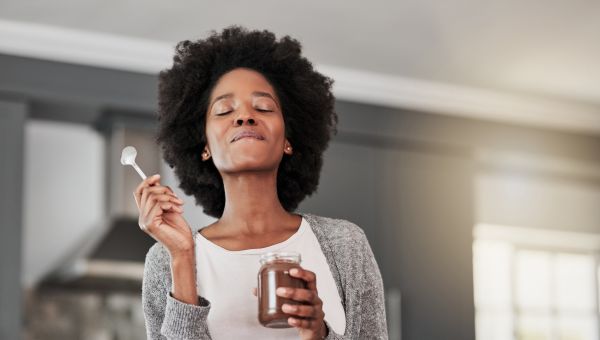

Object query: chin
[221,155,280,173]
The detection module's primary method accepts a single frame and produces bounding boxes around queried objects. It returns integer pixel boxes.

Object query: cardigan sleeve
[323,227,389,340]
[142,242,213,339]
[357,230,388,339]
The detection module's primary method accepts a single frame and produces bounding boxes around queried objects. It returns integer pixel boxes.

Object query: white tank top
[194,217,346,339]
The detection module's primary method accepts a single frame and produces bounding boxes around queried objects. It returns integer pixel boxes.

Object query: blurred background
[1,1,599,339]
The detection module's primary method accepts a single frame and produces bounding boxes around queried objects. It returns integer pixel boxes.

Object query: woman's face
[204,67,292,174]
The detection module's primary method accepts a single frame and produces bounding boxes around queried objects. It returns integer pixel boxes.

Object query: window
[473,225,600,340]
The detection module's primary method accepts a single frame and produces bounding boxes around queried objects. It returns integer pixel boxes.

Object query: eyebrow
[209,91,280,110]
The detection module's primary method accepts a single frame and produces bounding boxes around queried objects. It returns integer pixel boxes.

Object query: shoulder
[301,213,367,247]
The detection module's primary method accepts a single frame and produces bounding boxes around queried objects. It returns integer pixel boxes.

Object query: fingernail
[290,268,299,275]
[282,304,296,312]
[276,287,289,296]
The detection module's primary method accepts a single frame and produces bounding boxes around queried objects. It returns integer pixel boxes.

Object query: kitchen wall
[2,54,600,339]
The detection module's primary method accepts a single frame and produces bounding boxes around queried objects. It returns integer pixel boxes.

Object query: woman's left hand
[277,267,328,340]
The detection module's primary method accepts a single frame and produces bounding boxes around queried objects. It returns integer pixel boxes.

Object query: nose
[233,106,257,126]
[235,117,256,126]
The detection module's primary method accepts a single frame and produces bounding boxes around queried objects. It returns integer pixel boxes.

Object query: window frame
[473,224,600,340]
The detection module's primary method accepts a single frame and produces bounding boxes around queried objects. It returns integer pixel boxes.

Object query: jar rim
[259,251,301,265]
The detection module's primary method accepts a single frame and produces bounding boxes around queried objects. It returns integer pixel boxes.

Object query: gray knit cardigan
[142,213,389,339]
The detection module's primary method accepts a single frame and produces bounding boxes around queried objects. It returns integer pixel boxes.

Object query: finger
[157,184,177,197]
[288,317,315,329]
[134,174,161,197]
[144,196,183,218]
[147,201,184,226]
[289,267,317,291]
[252,287,257,297]
[282,303,320,318]
[159,202,183,214]
[276,287,319,304]
[142,186,182,201]
[142,193,183,217]
[142,187,183,206]
[134,174,161,208]
[136,175,160,208]
[165,186,178,197]
[140,201,165,233]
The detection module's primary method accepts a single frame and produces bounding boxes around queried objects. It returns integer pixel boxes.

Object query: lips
[231,130,266,143]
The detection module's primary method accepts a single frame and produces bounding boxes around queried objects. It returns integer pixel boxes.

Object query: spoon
[120,146,147,179]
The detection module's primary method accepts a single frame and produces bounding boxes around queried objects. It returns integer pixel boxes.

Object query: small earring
[202,150,210,160]
[285,145,292,152]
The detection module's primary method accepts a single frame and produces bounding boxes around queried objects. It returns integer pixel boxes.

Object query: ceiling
[1,0,600,132]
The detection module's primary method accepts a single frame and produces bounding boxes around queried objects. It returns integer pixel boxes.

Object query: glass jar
[257,252,307,328]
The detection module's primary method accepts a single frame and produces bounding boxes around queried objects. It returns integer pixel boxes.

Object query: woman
[136,26,388,339]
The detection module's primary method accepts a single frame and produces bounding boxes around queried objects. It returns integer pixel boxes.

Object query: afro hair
[156,25,337,218]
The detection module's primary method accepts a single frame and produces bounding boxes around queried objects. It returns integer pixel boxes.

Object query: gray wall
[0,99,26,340]
[300,103,478,340]
[300,140,475,340]
[300,101,600,339]
[2,53,600,340]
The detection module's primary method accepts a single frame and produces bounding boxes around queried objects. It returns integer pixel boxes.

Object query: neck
[218,171,294,235]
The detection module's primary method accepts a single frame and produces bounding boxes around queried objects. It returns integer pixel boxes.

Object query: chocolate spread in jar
[257,252,307,328]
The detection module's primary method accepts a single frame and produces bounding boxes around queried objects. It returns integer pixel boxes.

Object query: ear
[201,146,211,161]
[283,139,293,155]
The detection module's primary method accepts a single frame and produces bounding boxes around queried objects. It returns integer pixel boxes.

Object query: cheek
[205,122,226,147]
[271,115,287,141]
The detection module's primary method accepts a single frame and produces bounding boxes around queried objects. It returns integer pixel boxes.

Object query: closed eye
[217,108,272,115]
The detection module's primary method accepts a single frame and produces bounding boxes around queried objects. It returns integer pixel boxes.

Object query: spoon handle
[131,162,147,180]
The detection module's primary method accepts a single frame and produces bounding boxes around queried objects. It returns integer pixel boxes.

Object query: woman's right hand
[133,174,193,257]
